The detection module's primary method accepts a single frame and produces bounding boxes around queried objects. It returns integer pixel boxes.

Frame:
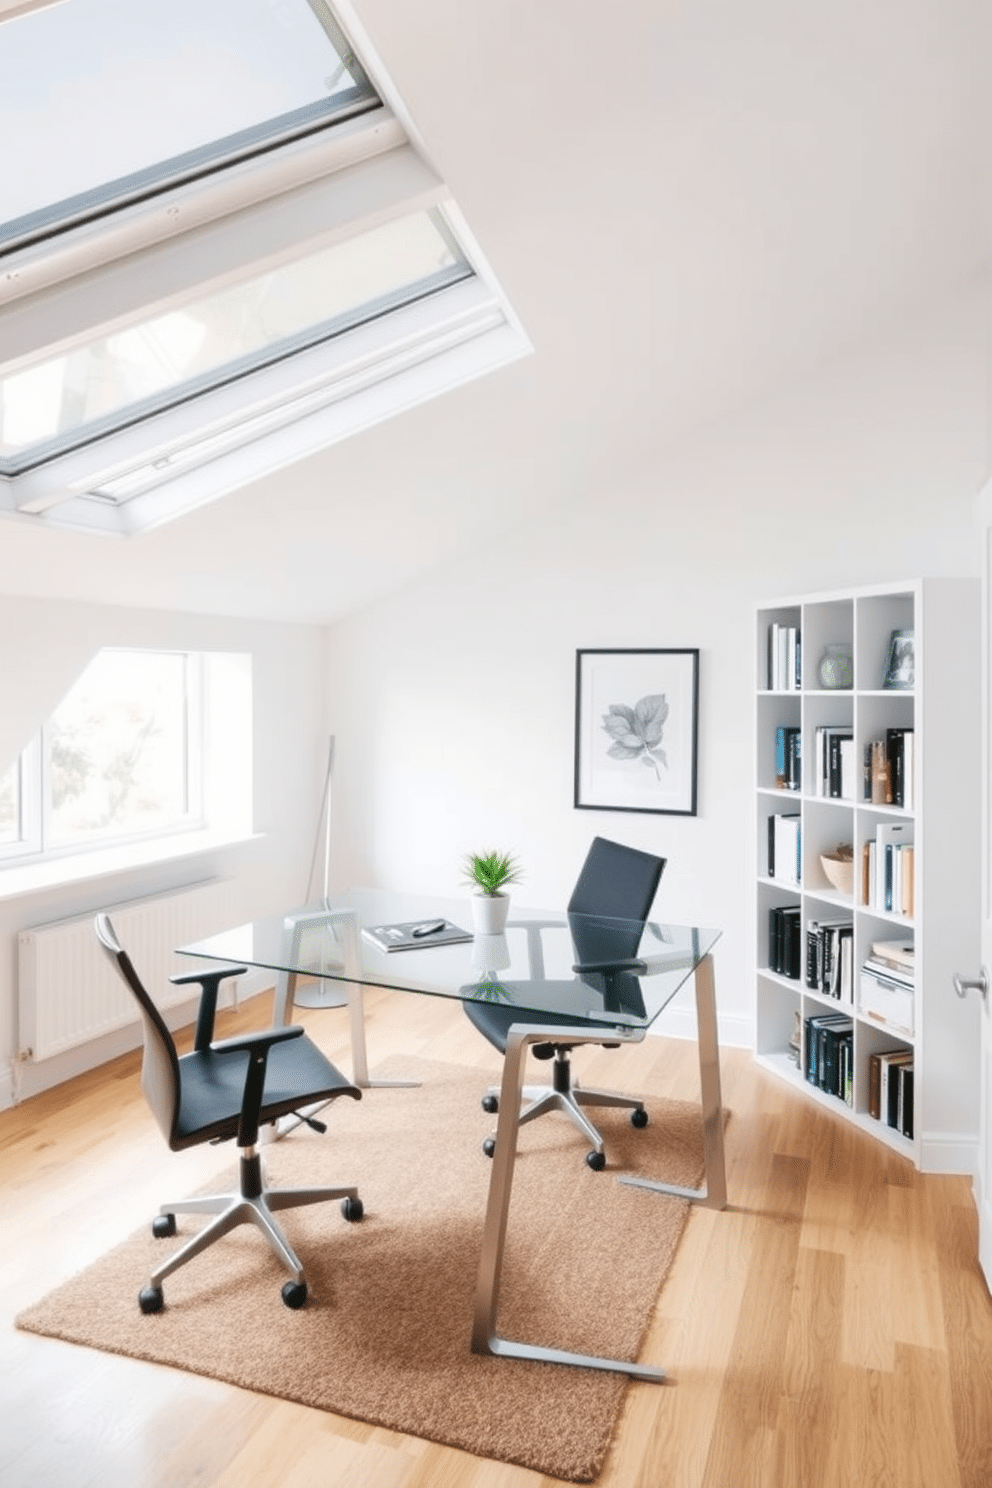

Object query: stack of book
[867,1047,914,1138]
[861,824,915,915]
[768,905,802,979]
[767,623,801,690]
[806,918,854,1000]
[805,1011,854,1104]
[863,728,915,808]
[812,725,855,800]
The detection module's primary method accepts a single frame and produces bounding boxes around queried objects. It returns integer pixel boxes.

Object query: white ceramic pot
[471,892,510,934]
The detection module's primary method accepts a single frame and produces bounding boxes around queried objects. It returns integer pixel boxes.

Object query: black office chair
[463,836,666,1169]
[95,913,364,1314]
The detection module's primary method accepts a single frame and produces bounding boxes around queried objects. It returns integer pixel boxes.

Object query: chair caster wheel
[482,1137,496,1158]
[586,1150,606,1171]
[481,1094,499,1113]
[281,1281,308,1309]
[152,1213,176,1238]
[139,1285,164,1314]
[341,1196,364,1222]
[631,1107,649,1128]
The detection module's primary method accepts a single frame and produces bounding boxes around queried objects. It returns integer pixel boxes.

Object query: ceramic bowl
[820,851,854,895]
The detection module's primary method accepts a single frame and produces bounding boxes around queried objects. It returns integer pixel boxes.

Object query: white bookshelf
[754,580,982,1173]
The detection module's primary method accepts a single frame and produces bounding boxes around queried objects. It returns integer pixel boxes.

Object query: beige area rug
[17,1056,710,1483]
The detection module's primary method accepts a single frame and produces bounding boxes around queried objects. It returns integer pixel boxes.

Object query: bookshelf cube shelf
[754,580,981,1173]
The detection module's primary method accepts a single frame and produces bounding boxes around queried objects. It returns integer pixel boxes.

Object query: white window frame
[0,2,530,535]
[0,648,251,882]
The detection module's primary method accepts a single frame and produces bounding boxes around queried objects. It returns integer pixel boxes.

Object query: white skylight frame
[0,0,530,535]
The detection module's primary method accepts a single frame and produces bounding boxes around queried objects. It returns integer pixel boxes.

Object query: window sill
[0,826,261,902]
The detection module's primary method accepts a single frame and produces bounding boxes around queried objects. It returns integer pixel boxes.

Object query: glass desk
[178,887,725,1382]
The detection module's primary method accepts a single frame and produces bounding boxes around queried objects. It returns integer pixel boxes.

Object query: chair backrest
[94,912,181,1147]
[567,836,666,921]
[567,836,666,976]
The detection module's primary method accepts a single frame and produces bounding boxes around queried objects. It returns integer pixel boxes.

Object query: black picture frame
[574,648,699,816]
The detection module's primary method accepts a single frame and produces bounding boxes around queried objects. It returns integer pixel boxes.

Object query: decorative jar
[818,643,853,690]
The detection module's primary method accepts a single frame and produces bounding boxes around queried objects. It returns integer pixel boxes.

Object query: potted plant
[462,849,522,934]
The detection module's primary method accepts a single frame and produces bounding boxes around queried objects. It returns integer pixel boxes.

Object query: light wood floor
[2,986,991,1488]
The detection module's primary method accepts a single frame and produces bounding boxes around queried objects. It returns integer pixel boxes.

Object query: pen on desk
[411,920,446,938]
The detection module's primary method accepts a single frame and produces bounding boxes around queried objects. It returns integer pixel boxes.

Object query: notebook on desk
[361,919,473,953]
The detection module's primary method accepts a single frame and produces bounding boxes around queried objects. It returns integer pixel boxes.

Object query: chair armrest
[170,965,248,1052]
[572,959,647,975]
[209,1024,304,1057]
[208,1024,305,1146]
[170,965,248,986]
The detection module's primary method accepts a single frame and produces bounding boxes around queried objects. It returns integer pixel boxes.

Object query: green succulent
[462,849,523,896]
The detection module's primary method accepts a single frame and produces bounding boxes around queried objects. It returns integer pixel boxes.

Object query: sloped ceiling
[0,0,989,623]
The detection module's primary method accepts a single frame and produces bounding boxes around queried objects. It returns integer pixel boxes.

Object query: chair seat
[463,995,602,1055]
[172,1038,359,1149]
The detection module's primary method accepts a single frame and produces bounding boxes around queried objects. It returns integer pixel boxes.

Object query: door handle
[953,967,989,1000]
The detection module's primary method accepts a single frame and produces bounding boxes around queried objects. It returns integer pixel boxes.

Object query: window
[0,646,251,866]
[0,209,471,471]
[0,0,530,535]
[0,0,378,247]
[0,755,23,846]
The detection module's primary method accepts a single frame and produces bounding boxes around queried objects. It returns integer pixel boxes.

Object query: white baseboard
[919,1132,979,1176]
[648,1007,753,1049]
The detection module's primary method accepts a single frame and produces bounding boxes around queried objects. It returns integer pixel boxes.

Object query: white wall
[1,279,986,1107]
[324,281,991,1047]
[0,602,328,1108]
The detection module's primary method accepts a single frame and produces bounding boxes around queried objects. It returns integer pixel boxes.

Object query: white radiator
[18,878,237,1062]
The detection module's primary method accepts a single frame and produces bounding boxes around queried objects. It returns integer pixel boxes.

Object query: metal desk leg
[619,953,727,1209]
[471,1023,665,1382]
[342,980,418,1089]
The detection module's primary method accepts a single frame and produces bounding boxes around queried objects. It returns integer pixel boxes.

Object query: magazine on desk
[361,918,473,953]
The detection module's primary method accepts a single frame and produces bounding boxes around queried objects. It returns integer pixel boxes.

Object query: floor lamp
[292,734,347,1010]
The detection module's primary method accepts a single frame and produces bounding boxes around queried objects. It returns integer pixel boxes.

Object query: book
[828,731,853,798]
[898,1063,914,1138]
[768,623,801,690]
[805,918,854,1000]
[771,813,801,885]
[805,1013,853,1092]
[361,918,473,953]
[881,1050,914,1129]
[838,736,856,801]
[814,725,853,797]
[876,822,915,913]
[867,1046,912,1122]
[870,939,915,973]
[869,739,892,805]
[775,725,801,790]
[769,905,802,978]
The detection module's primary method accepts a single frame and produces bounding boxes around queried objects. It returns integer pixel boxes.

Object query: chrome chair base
[148,1147,360,1291]
[486,1078,645,1155]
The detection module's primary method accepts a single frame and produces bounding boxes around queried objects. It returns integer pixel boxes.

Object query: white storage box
[859,971,915,1037]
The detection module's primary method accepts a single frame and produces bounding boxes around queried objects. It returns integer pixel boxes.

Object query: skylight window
[0,0,377,249]
[0,210,470,469]
[0,0,529,534]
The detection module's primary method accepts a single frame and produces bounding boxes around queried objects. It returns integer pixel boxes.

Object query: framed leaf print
[574,649,699,816]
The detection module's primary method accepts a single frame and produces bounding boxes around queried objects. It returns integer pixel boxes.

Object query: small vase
[818,643,853,690]
[471,892,510,934]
